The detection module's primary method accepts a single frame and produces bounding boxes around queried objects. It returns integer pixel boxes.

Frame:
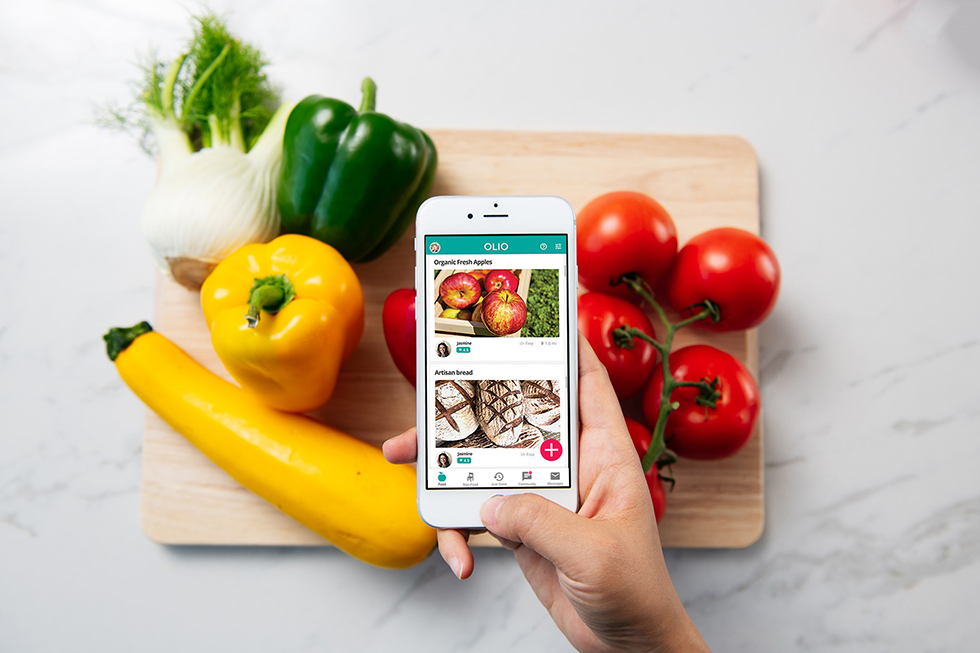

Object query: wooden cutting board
[142,130,764,549]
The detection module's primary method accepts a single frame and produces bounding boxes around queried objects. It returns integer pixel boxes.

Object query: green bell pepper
[277,77,438,262]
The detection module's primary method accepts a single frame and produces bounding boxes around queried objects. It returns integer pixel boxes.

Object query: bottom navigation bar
[429,468,569,489]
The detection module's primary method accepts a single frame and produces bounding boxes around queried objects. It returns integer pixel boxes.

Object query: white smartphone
[415,196,579,529]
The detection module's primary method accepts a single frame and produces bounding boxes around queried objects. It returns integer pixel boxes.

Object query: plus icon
[539,438,563,461]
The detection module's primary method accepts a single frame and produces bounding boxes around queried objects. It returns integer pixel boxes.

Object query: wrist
[592,591,706,653]
[657,620,710,653]
[644,596,710,653]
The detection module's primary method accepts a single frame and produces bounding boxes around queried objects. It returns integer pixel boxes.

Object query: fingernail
[381,440,392,459]
[480,495,505,530]
[448,556,462,579]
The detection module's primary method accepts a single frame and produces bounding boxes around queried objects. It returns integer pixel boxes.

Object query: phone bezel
[414,196,579,529]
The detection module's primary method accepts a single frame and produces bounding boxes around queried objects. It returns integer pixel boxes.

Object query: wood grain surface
[142,130,763,548]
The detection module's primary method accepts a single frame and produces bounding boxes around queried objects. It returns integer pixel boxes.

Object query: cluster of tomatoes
[576,191,781,522]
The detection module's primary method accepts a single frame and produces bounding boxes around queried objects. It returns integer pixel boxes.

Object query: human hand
[383,334,709,652]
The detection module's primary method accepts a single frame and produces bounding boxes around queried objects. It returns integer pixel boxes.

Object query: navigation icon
[494,472,504,481]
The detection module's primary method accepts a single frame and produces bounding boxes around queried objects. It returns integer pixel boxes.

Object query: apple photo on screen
[434,379,561,449]
[433,269,560,338]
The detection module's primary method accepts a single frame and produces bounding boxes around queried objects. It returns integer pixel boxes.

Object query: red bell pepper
[382,289,416,387]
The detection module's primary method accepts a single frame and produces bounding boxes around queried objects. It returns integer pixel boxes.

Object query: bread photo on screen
[521,379,561,433]
[476,380,524,447]
[434,380,478,442]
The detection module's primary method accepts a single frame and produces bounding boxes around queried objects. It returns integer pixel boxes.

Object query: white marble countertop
[2,1,979,650]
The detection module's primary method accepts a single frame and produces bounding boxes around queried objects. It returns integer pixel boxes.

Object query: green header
[425,234,567,255]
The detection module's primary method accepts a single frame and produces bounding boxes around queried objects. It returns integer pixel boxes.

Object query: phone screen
[423,234,571,490]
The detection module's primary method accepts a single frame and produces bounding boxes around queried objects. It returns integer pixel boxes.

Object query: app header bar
[425,234,567,256]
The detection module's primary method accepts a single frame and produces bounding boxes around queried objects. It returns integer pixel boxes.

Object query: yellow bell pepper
[104,322,435,569]
[201,234,364,412]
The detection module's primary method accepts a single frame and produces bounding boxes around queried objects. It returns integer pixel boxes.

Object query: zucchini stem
[104,322,154,361]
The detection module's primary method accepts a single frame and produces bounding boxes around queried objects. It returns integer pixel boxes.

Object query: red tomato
[577,191,678,302]
[642,345,759,460]
[648,473,666,524]
[666,228,780,331]
[626,416,653,456]
[625,417,666,523]
[578,293,658,399]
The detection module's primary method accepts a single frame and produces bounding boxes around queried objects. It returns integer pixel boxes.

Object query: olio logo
[484,242,508,251]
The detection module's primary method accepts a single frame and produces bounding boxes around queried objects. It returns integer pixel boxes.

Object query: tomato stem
[613,273,720,474]
[613,326,667,356]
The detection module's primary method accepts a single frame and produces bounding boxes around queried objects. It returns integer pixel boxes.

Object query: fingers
[437,529,474,580]
[577,332,627,431]
[382,427,417,464]
[480,493,585,568]
[487,531,521,550]
[576,332,639,472]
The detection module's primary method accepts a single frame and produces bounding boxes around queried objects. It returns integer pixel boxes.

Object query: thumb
[481,493,587,566]
[577,332,628,432]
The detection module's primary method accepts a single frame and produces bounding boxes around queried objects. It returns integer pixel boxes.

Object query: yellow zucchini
[105,322,434,569]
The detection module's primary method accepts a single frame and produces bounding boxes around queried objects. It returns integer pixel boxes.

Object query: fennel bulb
[141,106,290,289]
[104,13,290,289]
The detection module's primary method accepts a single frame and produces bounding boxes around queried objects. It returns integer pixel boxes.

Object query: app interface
[424,234,571,489]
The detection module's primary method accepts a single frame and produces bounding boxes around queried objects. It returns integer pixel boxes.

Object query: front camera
[467,213,473,219]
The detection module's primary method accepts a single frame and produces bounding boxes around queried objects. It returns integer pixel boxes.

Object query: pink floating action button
[540,438,563,461]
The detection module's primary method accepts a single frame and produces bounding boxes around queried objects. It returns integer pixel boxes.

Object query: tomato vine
[612,274,721,474]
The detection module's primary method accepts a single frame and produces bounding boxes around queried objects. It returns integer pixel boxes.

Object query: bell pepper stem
[245,274,296,328]
[360,77,377,112]
[104,321,153,361]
